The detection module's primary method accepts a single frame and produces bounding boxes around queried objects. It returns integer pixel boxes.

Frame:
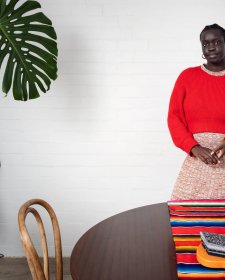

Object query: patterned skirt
[171,132,225,200]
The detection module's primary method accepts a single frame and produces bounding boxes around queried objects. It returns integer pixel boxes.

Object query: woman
[168,23,225,200]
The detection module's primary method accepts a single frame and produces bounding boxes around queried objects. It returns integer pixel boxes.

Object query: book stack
[200,231,225,257]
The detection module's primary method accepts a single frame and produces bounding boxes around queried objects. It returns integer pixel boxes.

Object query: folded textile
[176,253,198,264]
[170,211,225,217]
[168,200,225,280]
[171,221,225,227]
[177,273,225,279]
[169,206,225,212]
[172,227,225,235]
[178,264,225,274]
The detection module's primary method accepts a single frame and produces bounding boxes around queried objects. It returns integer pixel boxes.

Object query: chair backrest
[18,199,63,280]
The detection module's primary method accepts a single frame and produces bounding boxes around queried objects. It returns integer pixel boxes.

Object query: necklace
[201,64,225,76]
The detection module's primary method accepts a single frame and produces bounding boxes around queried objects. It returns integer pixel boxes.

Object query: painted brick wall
[0,0,224,256]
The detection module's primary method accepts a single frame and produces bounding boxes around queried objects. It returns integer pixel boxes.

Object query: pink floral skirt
[171,132,225,200]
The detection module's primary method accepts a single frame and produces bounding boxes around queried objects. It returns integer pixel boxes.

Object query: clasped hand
[191,140,225,165]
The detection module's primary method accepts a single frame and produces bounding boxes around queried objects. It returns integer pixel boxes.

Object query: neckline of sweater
[201,64,225,76]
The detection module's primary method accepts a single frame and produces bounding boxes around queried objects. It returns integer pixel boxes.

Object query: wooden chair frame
[18,199,63,280]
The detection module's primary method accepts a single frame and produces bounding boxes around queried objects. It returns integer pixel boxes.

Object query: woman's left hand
[212,139,225,159]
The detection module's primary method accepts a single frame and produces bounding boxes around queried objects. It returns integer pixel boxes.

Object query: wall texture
[0,0,224,256]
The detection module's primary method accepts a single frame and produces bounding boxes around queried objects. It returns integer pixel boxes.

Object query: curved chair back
[18,199,63,280]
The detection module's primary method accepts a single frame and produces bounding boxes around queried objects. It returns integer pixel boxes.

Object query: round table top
[70,202,178,280]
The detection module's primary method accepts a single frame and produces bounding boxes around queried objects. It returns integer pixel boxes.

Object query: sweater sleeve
[167,73,198,155]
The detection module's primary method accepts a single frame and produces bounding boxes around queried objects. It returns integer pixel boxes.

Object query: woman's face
[201,29,225,65]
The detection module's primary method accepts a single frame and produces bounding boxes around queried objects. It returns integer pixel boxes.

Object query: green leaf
[0,0,7,17]
[2,53,15,93]
[0,0,58,100]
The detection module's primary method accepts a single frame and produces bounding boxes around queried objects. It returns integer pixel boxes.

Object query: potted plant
[0,0,58,259]
[0,0,58,101]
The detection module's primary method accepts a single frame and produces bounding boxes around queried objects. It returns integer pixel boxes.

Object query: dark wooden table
[70,203,178,280]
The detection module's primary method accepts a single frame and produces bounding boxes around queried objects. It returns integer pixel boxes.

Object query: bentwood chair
[18,199,63,280]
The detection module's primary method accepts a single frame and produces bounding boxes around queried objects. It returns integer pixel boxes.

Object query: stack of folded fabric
[168,200,225,279]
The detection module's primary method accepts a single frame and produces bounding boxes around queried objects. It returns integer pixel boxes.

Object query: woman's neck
[204,61,225,72]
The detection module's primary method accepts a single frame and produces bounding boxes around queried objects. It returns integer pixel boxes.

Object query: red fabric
[170,210,225,217]
[172,227,225,235]
[178,276,225,279]
[175,241,200,246]
[178,277,225,279]
[169,206,225,212]
[176,253,198,263]
[167,66,225,154]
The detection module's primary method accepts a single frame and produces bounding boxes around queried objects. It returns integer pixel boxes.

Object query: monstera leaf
[0,0,58,100]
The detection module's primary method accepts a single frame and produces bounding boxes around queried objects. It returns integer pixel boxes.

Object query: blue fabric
[171,221,225,227]
[177,264,225,274]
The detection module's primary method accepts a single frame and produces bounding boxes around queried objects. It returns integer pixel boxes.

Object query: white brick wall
[0,0,224,256]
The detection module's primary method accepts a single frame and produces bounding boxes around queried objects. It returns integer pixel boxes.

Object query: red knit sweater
[168,66,225,154]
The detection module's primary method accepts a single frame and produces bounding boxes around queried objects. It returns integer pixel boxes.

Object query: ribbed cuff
[182,137,199,155]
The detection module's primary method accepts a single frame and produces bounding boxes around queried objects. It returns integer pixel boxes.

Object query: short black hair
[200,24,225,41]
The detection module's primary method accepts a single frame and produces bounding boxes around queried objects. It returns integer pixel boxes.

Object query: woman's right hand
[191,145,220,165]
